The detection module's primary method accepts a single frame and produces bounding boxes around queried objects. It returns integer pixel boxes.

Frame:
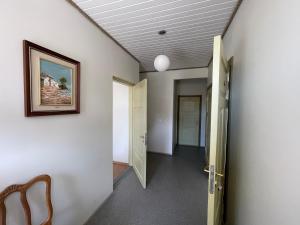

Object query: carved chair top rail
[0,174,53,225]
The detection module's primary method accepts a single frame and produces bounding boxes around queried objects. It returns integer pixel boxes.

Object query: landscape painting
[23,40,80,116]
[40,59,72,105]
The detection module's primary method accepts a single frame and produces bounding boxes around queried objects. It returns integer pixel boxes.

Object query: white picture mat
[30,48,77,111]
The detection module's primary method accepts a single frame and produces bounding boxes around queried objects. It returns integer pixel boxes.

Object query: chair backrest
[0,175,53,225]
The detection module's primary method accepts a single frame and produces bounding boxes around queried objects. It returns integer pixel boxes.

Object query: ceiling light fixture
[154,30,170,72]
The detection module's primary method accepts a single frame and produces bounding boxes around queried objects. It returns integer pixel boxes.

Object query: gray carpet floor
[86,146,208,225]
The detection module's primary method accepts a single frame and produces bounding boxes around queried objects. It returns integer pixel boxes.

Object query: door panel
[205,86,212,167]
[132,79,147,188]
[207,35,230,225]
[178,96,201,146]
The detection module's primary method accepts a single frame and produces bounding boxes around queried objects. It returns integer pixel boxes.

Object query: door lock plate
[209,165,215,194]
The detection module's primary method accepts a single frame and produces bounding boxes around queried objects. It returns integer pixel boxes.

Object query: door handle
[204,169,224,177]
[216,172,224,177]
[140,135,144,139]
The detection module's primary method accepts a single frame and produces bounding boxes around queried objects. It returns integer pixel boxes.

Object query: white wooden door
[132,79,147,188]
[207,35,230,225]
[178,96,201,146]
[205,87,212,167]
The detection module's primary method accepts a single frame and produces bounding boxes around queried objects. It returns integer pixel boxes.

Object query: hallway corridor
[86,146,208,225]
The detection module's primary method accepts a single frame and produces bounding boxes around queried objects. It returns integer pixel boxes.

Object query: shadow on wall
[224,36,245,224]
[52,174,87,224]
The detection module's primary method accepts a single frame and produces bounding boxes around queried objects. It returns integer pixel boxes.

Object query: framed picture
[23,40,80,116]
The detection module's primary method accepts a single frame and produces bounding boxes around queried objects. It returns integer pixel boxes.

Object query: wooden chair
[0,175,53,225]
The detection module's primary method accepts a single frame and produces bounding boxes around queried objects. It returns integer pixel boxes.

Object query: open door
[132,79,147,188]
[207,35,230,225]
[205,86,212,168]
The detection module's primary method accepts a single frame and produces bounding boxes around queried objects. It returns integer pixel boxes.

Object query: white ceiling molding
[72,0,241,72]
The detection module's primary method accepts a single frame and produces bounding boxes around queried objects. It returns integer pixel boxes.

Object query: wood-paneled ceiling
[72,0,240,72]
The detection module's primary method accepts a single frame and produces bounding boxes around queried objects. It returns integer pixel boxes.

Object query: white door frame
[113,76,134,166]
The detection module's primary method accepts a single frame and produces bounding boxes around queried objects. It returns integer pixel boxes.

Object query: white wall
[140,68,208,155]
[0,1,139,225]
[113,82,130,163]
[222,0,300,224]
[175,79,207,147]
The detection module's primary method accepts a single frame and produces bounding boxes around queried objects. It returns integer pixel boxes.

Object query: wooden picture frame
[23,40,80,117]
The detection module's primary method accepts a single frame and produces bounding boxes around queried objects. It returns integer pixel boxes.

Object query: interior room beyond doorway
[113,80,131,180]
[174,78,207,149]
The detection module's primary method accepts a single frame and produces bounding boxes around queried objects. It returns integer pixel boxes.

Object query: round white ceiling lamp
[154,55,170,72]
[154,30,170,72]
